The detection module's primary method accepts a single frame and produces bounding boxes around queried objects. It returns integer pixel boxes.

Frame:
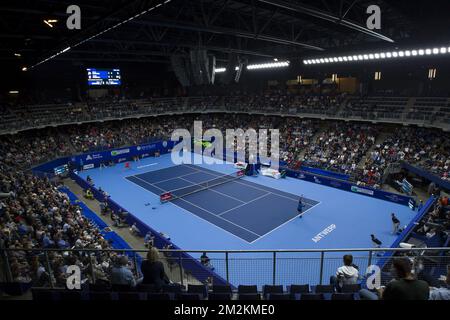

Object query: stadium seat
[208,293,232,300]
[238,285,257,294]
[89,282,111,292]
[238,293,261,300]
[118,292,145,301]
[289,284,310,294]
[178,293,202,300]
[89,292,114,301]
[300,293,325,300]
[147,293,172,300]
[32,288,57,301]
[263,285,284,299]
[331,293,355,300]
[0,282,33,296]
[268,293,291,300]
[342,284,361,293]
[315,284,335,293]
[187,284,208,298]
[111,284,133,292]
[163,284,184,294]
[137,284,157,292]
[212,285,233,294]
[59,290,84,300]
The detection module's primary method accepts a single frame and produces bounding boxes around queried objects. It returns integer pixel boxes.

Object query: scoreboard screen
[54,164,69,176]
[87,68,121,86]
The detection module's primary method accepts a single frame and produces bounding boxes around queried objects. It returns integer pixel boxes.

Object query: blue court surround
[126,164,319,243]
[78,152,416,287]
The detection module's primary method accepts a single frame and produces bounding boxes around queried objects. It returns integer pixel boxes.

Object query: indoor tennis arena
[0,0,449,315]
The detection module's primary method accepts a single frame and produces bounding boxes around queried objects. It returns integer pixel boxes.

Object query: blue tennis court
[126,164,319,243]
[79,153,416,286]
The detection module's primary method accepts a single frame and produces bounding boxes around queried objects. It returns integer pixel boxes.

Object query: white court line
[130,174,262,239]
[183,164,307,204]
[217,193,271,216]
[122,176,265,242]
[176,197,261,237]
[248,201,322,244]
[178,177,246,204]
[127,163,321,243]
[131,175,166,192]
[128,170,199,185]
[137,163,159,169]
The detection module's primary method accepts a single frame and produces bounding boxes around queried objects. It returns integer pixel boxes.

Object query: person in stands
[110,255,137,288]
[429,270,450,300]
[330,254,360,292]
[140,247,170,291]
[359,257,429,300]
[84,188,94,200]
[201,252,214,271]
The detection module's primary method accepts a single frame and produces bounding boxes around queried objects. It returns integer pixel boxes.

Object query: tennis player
[298,195,305,218]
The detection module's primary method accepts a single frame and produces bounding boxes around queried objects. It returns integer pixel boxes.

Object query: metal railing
[1,247,448,289]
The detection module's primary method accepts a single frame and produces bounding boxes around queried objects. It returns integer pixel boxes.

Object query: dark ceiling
[1,0,450,70]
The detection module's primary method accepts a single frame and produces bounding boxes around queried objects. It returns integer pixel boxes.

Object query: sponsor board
[313,176,322,184]
[83,164,95,170]
[137,144,157,152]
[329,180,343,188]
[117,158,127,163]
[85,153,103,161]
[111,148,130,156]
[384,194,403,203]
[351,186,374,196]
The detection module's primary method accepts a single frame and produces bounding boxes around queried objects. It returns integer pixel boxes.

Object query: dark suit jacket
[141,260,169,289]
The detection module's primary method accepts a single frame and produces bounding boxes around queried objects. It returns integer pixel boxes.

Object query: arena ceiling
[1,0,450,69]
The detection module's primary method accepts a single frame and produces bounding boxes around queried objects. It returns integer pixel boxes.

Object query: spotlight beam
[28,0,173,70]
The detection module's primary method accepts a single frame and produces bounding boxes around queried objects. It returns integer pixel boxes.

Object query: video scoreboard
[87,68,121,86]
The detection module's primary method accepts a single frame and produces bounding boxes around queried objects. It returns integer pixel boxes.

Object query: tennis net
[160,170,245,202]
